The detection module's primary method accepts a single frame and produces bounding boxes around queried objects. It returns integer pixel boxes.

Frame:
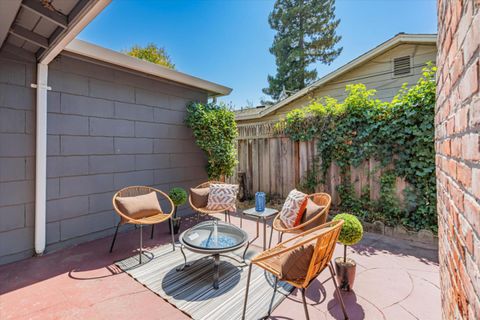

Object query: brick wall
[0,47,209,264]
[436,0,480,318]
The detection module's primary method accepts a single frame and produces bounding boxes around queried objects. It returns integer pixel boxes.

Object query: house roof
[64,39,232,97]
[0,0,110,64]
[236,33,437,121]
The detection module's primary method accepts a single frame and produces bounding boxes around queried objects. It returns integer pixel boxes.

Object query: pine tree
[263,0,342,101]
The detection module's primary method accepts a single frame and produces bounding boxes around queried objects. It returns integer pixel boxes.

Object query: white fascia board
[65,39,232,97]
[236,33,437,121]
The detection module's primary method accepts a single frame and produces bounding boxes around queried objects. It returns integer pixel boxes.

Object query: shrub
[186,102,238,179]
[169,187,187,206]
[333,213,363,246]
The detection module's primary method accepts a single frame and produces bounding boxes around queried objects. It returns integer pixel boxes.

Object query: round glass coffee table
[177,220,249,289]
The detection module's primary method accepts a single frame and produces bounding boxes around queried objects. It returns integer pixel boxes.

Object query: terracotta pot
[334,257,356,291]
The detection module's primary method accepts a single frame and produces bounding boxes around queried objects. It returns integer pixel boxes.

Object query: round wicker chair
[110,186,175,263]
[271,192,331,245]
[189,181,233,222]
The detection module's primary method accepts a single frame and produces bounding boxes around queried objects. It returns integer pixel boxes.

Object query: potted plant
[332,213,363,291]
[168,187,188,234]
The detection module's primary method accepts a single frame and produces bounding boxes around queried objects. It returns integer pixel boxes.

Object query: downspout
[34,63,49,255]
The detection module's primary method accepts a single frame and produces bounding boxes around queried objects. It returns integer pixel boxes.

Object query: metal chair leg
[301,288,310,320]
[267,276,279,316]
[242,264,253,320]
[329,263,349,320]
[139,224,143,264]
[109,222,121,253]
[268,225,274,249]
[170,216,176,251]
[150,224,155,239]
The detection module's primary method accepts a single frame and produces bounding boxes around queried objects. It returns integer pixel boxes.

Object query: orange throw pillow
[279,189,308,228]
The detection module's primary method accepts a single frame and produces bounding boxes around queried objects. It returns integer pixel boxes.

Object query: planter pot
[169,217,181,235]
[334,257,356,291]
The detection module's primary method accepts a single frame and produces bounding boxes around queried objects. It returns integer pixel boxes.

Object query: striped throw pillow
[279,189,308,228]
[206,183,239,212]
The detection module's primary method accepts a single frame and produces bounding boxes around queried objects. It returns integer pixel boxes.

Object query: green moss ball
[333,213,363,246]
[169,187,188,206]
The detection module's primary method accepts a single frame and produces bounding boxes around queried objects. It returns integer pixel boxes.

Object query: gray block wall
[0,48,209,264]
[0,46,36,265]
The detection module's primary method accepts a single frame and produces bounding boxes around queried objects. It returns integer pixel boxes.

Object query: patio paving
[0,212,440,320]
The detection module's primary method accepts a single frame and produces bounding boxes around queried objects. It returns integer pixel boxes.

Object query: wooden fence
[228,122,407,206]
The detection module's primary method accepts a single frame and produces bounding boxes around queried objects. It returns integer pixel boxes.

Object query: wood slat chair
[110,186,175,263]
[189,181,233,223]
[242,220,348,320]
[271,192,331,245]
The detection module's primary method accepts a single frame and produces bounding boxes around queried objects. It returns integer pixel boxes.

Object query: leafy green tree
[263,0,342,101]
[125,43,175,69]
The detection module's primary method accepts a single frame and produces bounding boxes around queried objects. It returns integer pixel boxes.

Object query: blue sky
[78,0,437,109]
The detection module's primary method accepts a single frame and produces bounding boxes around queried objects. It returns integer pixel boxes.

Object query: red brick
[469,98,480,127]
[464,194,480,230]
[455,107,469,133]
[451,52,464,85]
[472,168,480,199]
[448,158,458,179]
[452,137,463,158]
[459,60,479,102]
[457,162,472,188]
[447,117,456,135]
[462,134,480,161]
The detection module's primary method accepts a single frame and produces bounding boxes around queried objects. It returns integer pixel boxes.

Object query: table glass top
[182,220,247,250]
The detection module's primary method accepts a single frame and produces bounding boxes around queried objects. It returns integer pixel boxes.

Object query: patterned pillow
[279,189,308,228]
[206,183,239,212]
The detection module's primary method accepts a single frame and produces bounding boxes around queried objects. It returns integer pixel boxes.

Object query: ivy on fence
[281,64,437,232]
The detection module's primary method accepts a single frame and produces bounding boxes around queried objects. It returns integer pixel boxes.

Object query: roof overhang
[64,39,233,97]
[236,33,437,121]
[0,0,111,64]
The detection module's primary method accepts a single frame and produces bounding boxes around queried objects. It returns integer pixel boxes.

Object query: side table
[240,207,279,251]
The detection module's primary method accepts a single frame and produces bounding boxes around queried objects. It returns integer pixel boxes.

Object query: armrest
[252,220,340,263]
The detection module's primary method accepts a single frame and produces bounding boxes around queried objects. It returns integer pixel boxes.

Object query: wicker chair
[271,192,331,245]
[110,186,175,263]
[189,181,234,223]
[242,220,348,320]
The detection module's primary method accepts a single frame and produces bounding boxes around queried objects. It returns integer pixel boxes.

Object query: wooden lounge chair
[271,192,331,245]
[189,181,233,223]
[242,220,348,320]
[110,186,175,263]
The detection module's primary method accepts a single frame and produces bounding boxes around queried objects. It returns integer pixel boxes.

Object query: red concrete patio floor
[0,213,440,320]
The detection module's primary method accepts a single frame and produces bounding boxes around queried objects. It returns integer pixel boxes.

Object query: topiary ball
[169,187,188,206]
[333,213,363,246]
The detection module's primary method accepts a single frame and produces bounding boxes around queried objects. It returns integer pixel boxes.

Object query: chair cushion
[190,187,210,208]
[206,183,239,212]
[301,198,326,226]
[279,189,308,228]
[278,243,314,281]
[116,192,162,220]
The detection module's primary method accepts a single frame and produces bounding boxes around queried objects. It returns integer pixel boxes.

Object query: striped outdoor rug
[116,244,293,320]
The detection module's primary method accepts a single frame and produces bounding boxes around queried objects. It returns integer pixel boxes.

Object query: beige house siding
[238,42,436,124]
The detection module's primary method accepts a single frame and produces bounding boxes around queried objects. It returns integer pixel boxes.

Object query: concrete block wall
[0,46,36,265]
[45,55,208,250]
[436,0,480,318]
[0,47,209,264]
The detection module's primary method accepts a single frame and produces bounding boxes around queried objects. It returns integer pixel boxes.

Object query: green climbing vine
[281,64,437,232]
